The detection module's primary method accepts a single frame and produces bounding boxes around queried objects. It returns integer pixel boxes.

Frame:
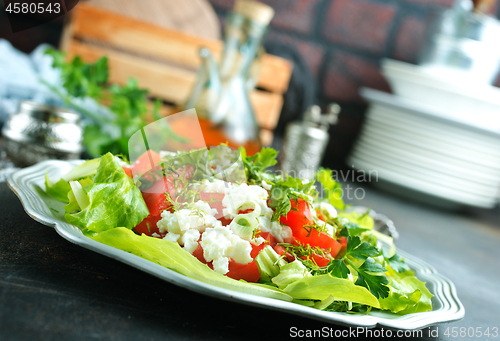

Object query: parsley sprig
[267,177,316,222]
[239,147,278,184]
[43,48,179,157]
[327,236,390,299]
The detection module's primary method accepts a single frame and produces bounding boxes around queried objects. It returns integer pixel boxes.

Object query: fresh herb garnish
[302,222,329,238]
[328,236,390,299]
[345,235,379,260]
[384,250,411,273]
[268,187,292,221]
[327,259,350,279]
[240,147,278,184]
[267,176,316,221]
[353,258,390,299]
[278,242,333,273]
[338,221,370,237]
[43,48,179,157]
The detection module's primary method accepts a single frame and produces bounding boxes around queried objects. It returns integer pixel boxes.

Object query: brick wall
[209,0,500,169]
[211,0,500,104]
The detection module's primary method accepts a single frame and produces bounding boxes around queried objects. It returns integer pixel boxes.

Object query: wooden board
[60,3,294,144]
[65,3,293,94]
[87,0,221,40]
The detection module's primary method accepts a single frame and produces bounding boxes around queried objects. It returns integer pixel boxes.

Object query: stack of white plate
[381,59,500,131]
[348,84,500,209]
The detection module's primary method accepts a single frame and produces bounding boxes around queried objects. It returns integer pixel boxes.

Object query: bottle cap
[234,0,275,26]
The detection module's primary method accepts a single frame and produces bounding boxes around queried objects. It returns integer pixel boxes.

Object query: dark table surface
[1,177,500,341]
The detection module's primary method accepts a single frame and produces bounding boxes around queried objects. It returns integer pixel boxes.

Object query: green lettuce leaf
[272,260,311,289]
[338,211,374,229]
[65,153,148,234]
[283,274,380,308]
[92,227,292,301]
[45,158,100,203]
[45,175,72,203]
[379,268,433,314]
[315,168,345,210]
[60,158,100,182]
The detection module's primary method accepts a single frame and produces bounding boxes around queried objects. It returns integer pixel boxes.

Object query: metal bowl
[1,101,83,167]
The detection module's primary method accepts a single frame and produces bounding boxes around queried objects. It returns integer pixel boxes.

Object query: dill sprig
[302,221,330,237]
[278,242,334,274]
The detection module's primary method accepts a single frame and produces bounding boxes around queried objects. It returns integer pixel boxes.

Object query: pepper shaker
[278,103,340,180]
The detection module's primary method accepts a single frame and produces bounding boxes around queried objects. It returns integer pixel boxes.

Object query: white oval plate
[7,160,465,330]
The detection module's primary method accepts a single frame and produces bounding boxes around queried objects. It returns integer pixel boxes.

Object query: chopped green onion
[255,245,287,282]
[69,180,90,210]
[272,260,311,289]
[62,158,100,181]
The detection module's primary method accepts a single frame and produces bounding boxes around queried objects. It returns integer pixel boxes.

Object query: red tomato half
[226,259,260,282]
[122,166,133,177]
[303,253,331,267]
[134,214,162,236]
[135,165,194,236]
[280,198,314,232]
[280,198,342,259]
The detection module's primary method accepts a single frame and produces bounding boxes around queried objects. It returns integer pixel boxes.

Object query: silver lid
[17,101,81,124]
[2,101,83,160]
[303,104,341,130]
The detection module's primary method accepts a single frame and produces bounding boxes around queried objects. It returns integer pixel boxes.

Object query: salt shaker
[279,104,340,180]
[1,101,83,167]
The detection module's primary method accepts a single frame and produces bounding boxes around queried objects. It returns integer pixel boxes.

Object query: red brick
[264,0,321,34]
[323,51,391,102]
[210,0,320,35]
[266,30,325,77]
[393,15,428,63]
[322,0,397,54]
[401,0,455,7]
[323,70,360,102]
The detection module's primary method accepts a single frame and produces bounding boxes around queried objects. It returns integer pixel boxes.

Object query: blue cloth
[0,39,117,137]
[0,39,65,124]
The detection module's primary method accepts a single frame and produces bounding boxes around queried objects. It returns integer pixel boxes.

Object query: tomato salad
[45,146,433,314]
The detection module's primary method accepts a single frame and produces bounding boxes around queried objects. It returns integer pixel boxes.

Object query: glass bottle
[182,0,274,155]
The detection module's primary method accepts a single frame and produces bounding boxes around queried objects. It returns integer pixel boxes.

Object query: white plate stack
[348,59,500,209]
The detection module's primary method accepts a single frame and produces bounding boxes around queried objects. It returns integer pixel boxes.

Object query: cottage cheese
[222,183,271,219]
[314,202,338,219]
[157,200,221,251]
[200,225,253,274]
[258,216,293,243]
